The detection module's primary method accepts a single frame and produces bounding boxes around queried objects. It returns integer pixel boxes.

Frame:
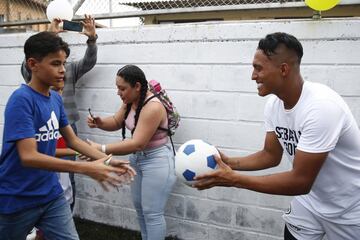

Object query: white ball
[46,0,73,22]
[175,139,219,185]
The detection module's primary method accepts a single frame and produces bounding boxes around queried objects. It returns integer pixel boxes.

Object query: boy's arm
[60,125,106,160]
[55,148,77,158]
[16,137,133,189]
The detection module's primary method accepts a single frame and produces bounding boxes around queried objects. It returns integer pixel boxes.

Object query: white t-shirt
[264,81,360,224]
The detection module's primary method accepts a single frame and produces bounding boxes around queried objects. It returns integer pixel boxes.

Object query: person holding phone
[86,65,177,240]
[21,14,98,212]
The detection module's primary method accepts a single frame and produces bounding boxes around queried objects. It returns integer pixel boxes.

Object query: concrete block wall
[0,18,360,239]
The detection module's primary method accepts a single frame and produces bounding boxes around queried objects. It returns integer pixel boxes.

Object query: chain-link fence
[0,0,358,31]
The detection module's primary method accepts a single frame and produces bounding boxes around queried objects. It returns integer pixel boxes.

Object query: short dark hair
[24,31,70,61]
[258,32,303,64]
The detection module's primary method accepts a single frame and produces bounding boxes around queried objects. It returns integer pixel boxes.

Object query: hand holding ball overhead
[46,0,73,22]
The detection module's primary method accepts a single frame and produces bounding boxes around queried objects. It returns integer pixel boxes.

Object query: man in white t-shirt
[194,32,360,240]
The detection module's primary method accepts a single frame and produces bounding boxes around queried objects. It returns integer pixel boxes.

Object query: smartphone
[63,20,83,32]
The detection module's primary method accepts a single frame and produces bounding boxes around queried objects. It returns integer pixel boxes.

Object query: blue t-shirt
[0,84,69,214]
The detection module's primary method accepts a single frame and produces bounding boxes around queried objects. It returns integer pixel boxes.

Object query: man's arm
[195,148,328,196]
[225,131,283,171]
[237,150,327,195]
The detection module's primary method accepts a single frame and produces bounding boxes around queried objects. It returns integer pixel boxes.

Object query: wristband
[75,151,79,156]
[101,144,106,153]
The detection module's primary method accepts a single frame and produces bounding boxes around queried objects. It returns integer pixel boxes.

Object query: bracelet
[87,34,98,44]
[101,144,106,153]
[75,151,79,156]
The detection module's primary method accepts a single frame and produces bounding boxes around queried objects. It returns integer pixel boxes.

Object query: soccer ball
[175,139,219,185]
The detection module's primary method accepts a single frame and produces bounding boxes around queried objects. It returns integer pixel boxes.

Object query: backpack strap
[143,94,176,156]
[159,126,176,156]
[143,94,158,106]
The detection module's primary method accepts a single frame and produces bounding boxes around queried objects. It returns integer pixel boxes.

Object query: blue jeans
[0,194,78,240]
[129,144,176,240]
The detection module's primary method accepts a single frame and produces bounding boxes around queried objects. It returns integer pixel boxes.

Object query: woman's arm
[89,101,166,155]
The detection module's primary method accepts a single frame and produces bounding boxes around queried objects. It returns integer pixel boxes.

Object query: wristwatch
[87,34,98,44]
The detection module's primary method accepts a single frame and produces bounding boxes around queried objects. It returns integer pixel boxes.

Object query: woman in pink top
[87,65,176,240]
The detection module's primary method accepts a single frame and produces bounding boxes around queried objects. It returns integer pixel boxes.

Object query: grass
[74,217,180,240]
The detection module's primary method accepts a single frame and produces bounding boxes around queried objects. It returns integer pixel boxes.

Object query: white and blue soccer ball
[175,139,219,185]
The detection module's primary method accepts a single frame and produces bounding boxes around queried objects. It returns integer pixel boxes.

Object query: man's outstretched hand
[193,153,234,190]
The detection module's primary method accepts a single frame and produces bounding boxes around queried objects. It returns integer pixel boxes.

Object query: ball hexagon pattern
[175,139,219,185]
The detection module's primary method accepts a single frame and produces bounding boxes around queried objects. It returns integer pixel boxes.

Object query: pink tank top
[125,97,168,149]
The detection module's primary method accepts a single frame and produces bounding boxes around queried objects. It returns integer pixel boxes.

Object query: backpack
[144,79,180,155]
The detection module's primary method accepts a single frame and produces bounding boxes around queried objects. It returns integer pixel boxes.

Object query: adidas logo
[35,111,60,142]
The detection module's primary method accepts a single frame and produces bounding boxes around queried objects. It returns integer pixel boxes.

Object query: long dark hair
[117,65,148,140]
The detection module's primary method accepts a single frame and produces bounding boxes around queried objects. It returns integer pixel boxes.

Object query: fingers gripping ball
[175,139,219,185]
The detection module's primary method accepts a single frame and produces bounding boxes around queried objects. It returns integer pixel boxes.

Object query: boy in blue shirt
[0,31,135,240]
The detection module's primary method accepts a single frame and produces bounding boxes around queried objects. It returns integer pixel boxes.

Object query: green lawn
[74,218,179,240]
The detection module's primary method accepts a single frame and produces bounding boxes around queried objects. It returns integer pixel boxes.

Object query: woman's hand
[87,115,102,128]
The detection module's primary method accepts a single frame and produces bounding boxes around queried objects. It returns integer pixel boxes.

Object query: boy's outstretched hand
[83,155,136,191]
[193,153,234,190]
[106,157,136,179]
